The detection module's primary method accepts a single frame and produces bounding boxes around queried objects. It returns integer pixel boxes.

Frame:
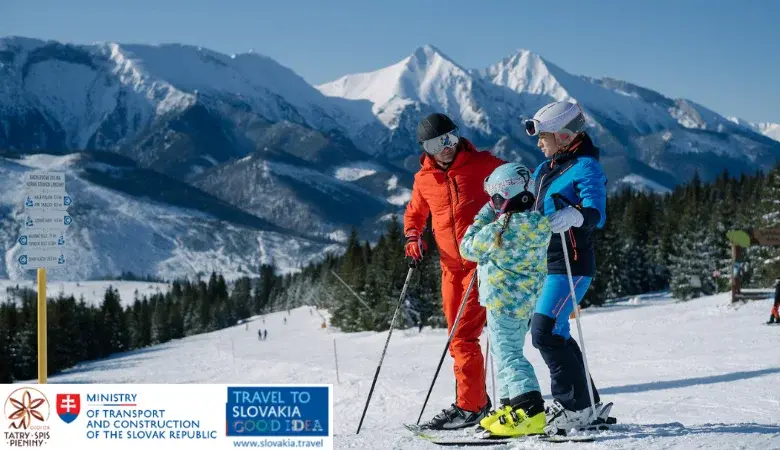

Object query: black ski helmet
[417,113,457,143]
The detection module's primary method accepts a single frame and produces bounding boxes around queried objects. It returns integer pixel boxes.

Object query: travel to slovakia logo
[56,393,81,424]
[3,387,52,447]
[225,386,331,438]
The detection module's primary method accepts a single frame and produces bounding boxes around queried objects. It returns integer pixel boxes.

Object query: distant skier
[460,163,551,437]
[258,329,263,341]
[768,278,780,324]
[283,317,287,325]
[525,101,610,434]
[264,329,268,339]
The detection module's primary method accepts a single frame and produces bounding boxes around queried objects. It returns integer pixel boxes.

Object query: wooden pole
[37,268,47,384]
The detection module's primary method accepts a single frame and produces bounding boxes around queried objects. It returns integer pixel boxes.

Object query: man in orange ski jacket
[404,112,505,429]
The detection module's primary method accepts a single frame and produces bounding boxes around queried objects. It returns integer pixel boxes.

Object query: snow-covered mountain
[0,36,409,240]
[0,152,342,281]
[727,117,780,143]
[2,35,779,280]
[319,46,780,193]
[0,36,379,175]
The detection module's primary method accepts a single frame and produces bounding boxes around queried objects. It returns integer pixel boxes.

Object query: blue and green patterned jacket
[459,203,552,318]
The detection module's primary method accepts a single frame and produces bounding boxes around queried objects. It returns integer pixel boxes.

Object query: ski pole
[416,271,478,425]
[559,231,596,418]
[483,334,496,405]
[356,263,417,435]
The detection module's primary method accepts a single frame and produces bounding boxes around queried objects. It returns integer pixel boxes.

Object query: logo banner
[1,384,333,450]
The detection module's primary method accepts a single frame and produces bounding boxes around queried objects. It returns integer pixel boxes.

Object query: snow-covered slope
[188,148,392,237]
[33,292,780,449]
[0,153,342,281]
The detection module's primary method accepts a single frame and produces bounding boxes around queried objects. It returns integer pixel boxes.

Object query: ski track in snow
[21,292,780,449]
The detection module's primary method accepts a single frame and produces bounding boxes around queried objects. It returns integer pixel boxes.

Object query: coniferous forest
[0,167,777,382]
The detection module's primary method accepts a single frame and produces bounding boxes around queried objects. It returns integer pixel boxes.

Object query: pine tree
[232,277,252,321]
[100,286,129,356]
[757,165,780,283]
[669,225,719,300]
[151,295,171,344]
[168,298,185,340]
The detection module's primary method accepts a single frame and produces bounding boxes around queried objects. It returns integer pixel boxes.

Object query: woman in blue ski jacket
[524,101,609,435]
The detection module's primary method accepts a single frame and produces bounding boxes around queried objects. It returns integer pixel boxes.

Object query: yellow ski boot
[488,407,546,437]
[475,403,512,435]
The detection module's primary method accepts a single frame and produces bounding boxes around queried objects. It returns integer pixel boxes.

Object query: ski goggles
[489,193,509,212]
[419,130,460,155]
[524,119,542,137]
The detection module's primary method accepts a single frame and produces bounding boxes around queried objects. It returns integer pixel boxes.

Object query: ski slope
[30,292,780,449]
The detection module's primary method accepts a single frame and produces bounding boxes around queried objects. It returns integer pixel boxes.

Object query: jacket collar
[549,133,600,167]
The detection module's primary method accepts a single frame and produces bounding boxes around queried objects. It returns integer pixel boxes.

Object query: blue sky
[3,0,779,123]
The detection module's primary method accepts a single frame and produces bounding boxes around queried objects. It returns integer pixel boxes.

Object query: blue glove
[548,206,584,233]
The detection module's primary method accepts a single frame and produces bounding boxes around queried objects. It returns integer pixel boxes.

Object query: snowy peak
[483,49,570,101]
[753,122,780,142]
[727,116,780,142]
[317,44,487,130]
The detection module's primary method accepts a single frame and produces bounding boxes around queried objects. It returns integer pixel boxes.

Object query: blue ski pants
[531,274,601,411]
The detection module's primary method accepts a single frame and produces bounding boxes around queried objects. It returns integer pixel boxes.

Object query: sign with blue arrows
[17,249,66,269]
[18,231,65,249]
[24,192,72,211]
[18,171,73,269]
[23,211,73,230]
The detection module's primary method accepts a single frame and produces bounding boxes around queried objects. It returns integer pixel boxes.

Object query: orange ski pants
[441,267,488,412]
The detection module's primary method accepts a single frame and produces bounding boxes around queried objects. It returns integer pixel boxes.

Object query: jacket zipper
[444,173,465,272]
[452,178,459,203]
[534,173,547,211]
[568,228,579,261]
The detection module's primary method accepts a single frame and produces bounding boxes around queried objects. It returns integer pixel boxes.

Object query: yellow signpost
[37,268,47,383]
[19,170,73,384]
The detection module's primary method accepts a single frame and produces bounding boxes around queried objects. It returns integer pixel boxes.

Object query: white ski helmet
[483,163,535,212]
[524,101,586,147]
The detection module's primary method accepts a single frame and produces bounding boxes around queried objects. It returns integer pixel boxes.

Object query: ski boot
[543,400,595,436]
[474,398,512,435]
[421,398,492,430]
[486,391,546,438]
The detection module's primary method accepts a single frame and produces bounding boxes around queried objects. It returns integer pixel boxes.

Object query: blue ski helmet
[484,163,535,212]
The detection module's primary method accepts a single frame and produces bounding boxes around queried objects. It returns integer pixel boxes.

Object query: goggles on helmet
[419,130,460,155]
[484,176,527,213]
[524,119,540,137]
[489,193,509,212]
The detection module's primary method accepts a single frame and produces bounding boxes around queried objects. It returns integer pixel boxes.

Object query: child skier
[459,163,552,438]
